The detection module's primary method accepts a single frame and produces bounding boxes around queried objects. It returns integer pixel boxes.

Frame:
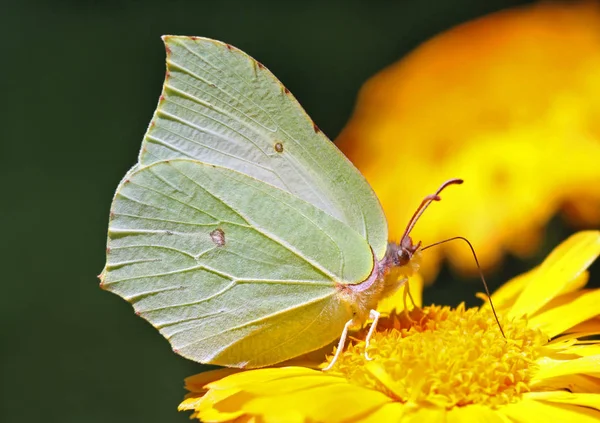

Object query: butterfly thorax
[336,237,422,327]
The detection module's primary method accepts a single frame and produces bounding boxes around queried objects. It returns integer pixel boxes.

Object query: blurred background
[2,0,599,422]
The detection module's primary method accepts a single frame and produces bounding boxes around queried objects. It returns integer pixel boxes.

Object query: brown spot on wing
[274,142,284,153]
[313,123,321,133]
[226,43,233,51]
[210,228,226,247]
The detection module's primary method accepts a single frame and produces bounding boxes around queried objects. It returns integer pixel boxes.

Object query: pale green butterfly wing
[102,160,373,367]
[140,36,388,260]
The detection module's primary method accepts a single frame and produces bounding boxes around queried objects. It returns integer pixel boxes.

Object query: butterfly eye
[397,248,412,266]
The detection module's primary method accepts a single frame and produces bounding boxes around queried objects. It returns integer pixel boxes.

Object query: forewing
[102,160,373,367]
[139,36,388,259]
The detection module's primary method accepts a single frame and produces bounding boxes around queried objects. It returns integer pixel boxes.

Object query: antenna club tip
[445,178,463,185]
[436,178,464,196]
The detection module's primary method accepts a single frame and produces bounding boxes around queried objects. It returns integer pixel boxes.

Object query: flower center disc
[324,304,545,408]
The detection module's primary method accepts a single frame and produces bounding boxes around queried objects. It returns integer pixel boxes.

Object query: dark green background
[4,1,598,422]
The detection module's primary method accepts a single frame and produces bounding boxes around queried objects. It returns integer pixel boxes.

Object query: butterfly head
[397,234,421,267]
[381,236,422,281]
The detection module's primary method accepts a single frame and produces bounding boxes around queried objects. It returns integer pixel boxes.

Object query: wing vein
[126,179,222,223]
[109,244,196,259]
[112,212,219,227]
[105,263,233,285]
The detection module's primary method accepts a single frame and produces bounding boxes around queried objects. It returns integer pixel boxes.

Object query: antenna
[400,178,463,244]
[422,236,506,338]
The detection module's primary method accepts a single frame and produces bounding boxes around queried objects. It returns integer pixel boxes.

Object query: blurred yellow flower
[180,231,600,423]
[336,1,600,279]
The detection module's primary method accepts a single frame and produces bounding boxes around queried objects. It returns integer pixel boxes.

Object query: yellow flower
[336,2,600,280]
[179,231,600,422]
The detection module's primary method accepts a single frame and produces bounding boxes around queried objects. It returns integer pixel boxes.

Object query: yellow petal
[239,374,347,396]
[501,399,600,423]
[565,345,600,357]
[400,406,447,423]
[192,389,250,422]
[447,405,512,423]
[243,383,392,423]
[509,231,600,318]
[557,270,590,296]
[568,317,600,333]
[184,368,242,392]
[187,367,334,422]
[486,268,536,311]
[528,288,600,337]
[534,355,600,380]
[548,332,600,349]
[528,272,589,317]
[357,403,405,423]
[525,391,600,410]
[530,374,600,393]
[179,396,203,411]
[206,367,321,390]
[364,361,406,400]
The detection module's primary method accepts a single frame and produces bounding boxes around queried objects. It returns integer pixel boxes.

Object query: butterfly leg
[364,309,380,361]
[403,281,417,323]
[406,280,417,308]
[322,318,354,371]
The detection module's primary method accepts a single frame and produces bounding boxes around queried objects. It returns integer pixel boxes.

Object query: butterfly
[100,36,460,369]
